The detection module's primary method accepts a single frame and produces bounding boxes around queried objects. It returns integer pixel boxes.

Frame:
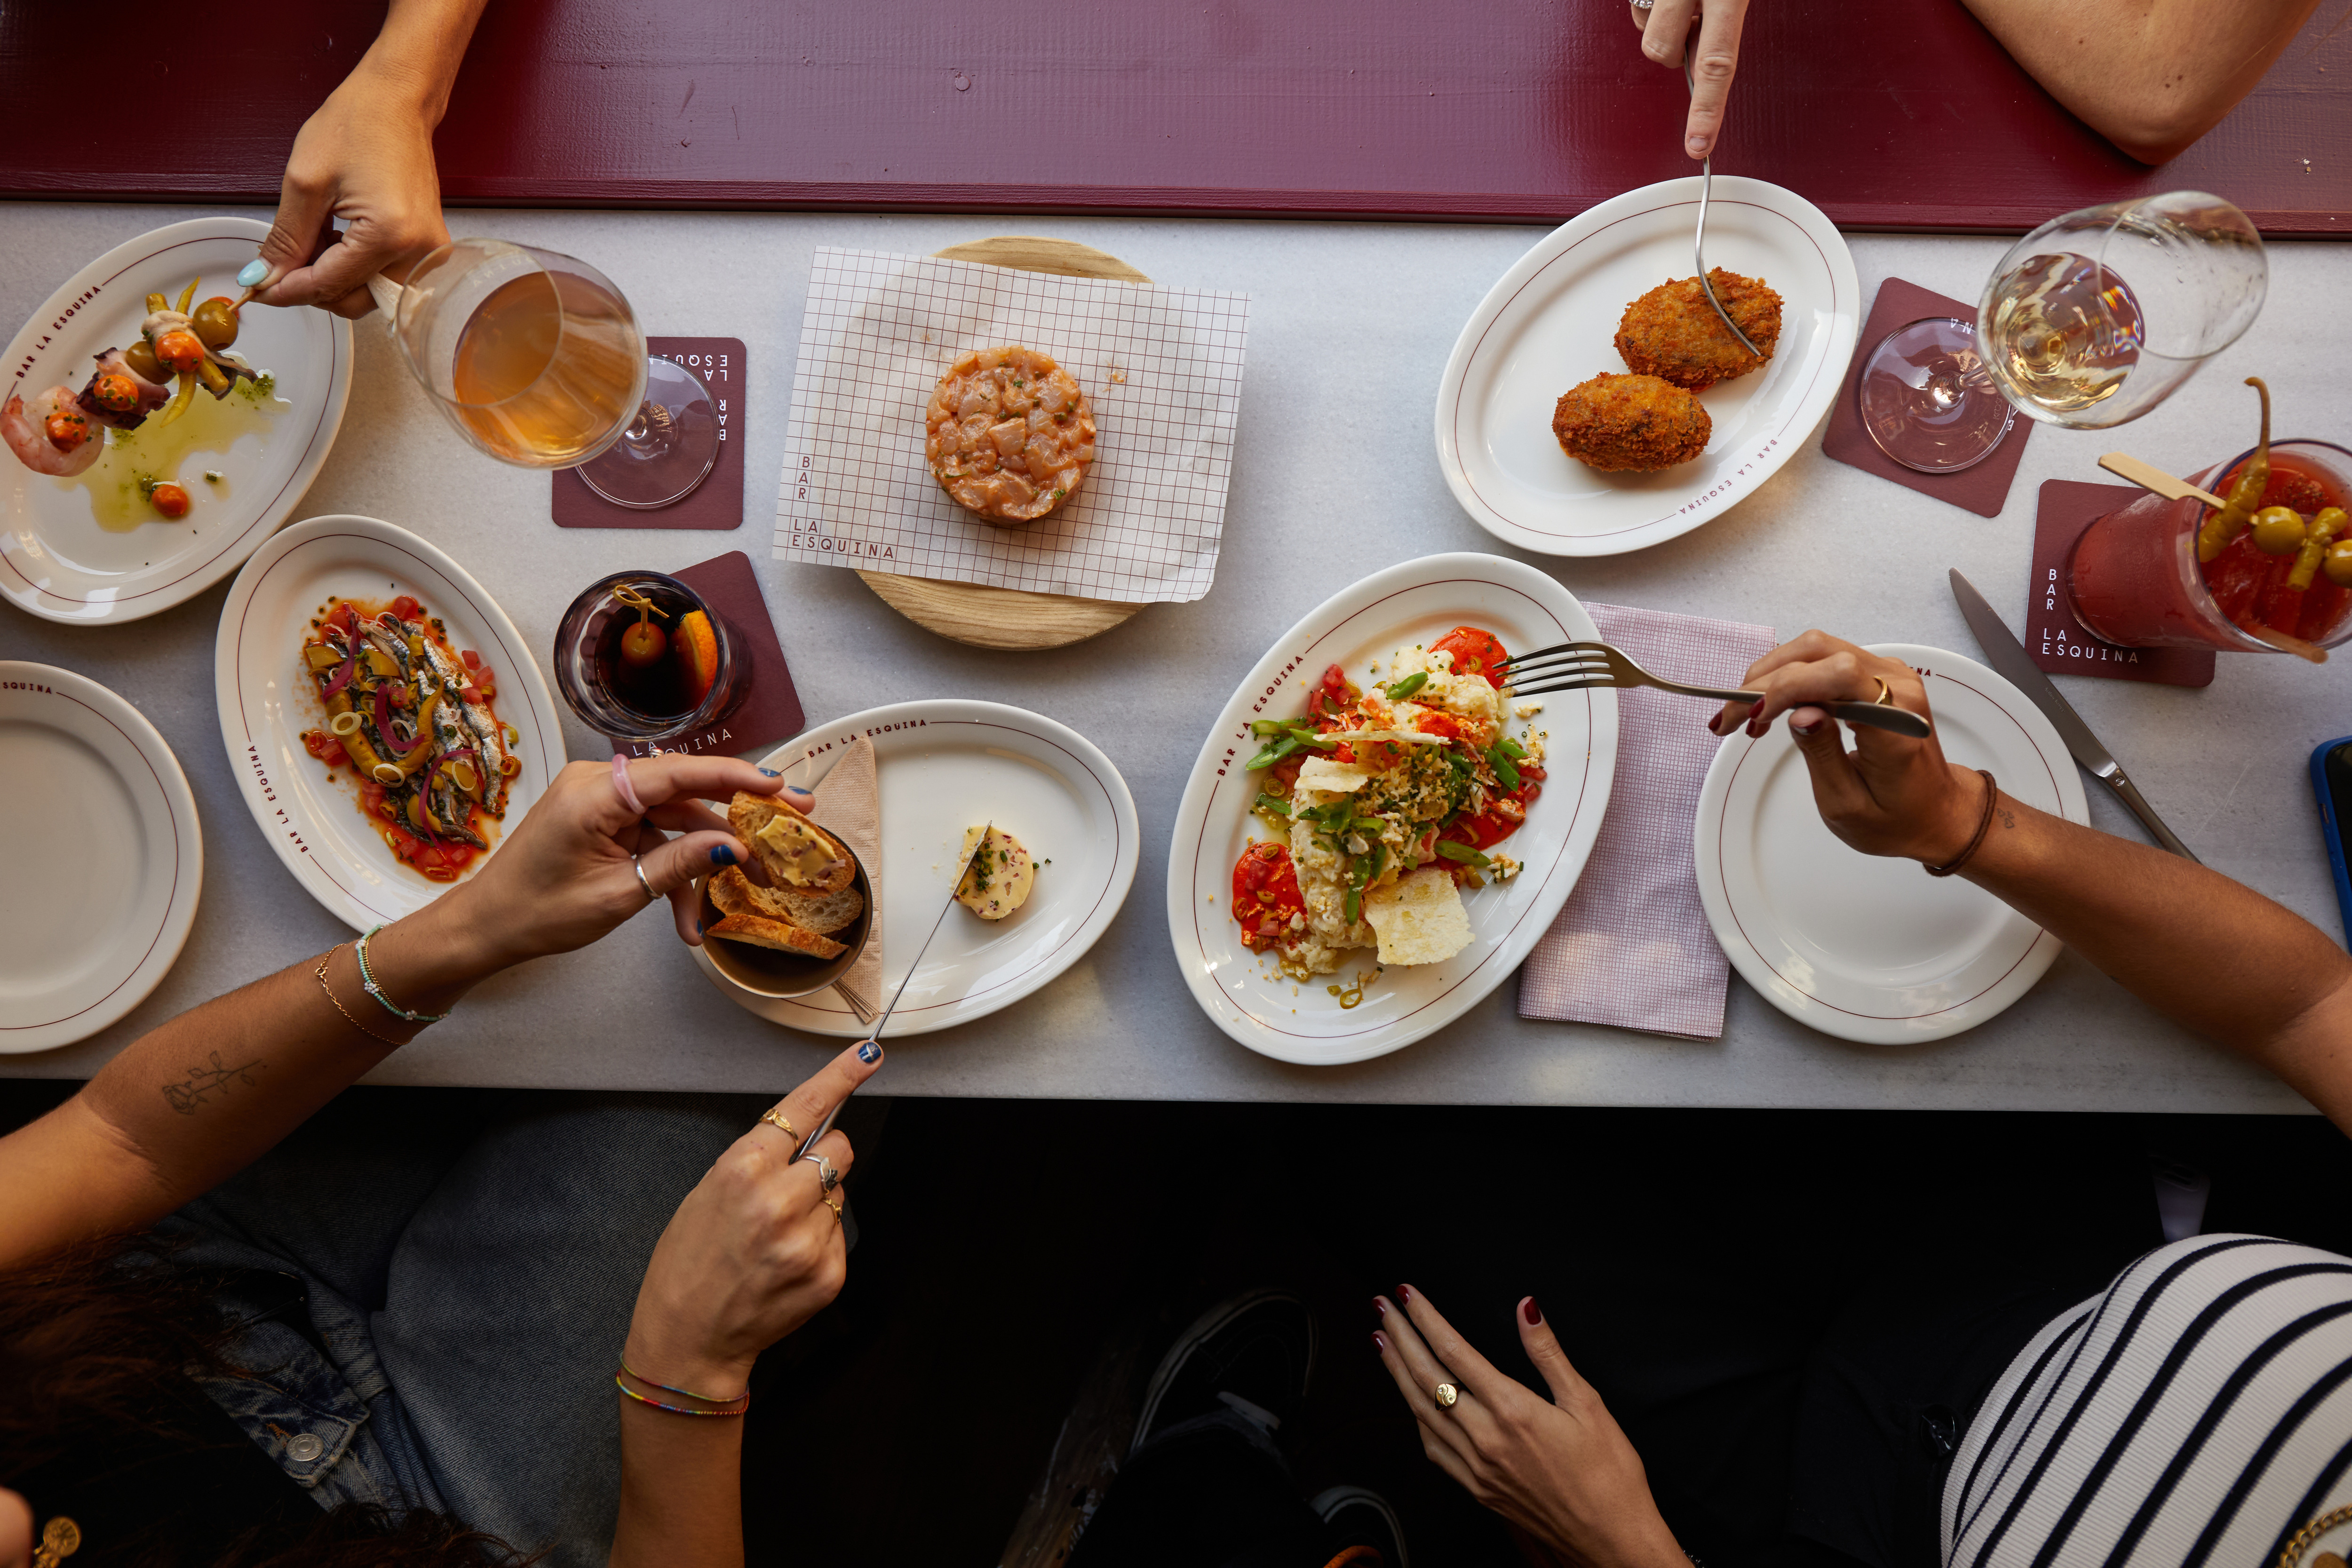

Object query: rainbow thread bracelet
[619,1360,748,1406]
[614,1369,749,1417]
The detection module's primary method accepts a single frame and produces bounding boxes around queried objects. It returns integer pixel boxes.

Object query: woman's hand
[436,753,813,965]
[247,60,454,319]
[1707,630,1983,864]
[1374,1287,1686,1568]
[622,1041,881,1396]
[1627,0,1751,159]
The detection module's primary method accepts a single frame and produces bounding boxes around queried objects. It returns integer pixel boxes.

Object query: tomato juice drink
[2069,440,2352,653]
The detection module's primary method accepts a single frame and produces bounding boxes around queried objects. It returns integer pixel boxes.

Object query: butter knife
[1948,570,2198,862]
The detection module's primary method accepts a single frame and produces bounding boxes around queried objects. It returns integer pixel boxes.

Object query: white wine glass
[368,240,720,506]
[1856,192,2267,474]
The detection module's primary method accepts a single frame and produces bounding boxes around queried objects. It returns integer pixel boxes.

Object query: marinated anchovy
[416,638,509,814]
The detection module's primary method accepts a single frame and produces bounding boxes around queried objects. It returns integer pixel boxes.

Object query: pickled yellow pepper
[2197,377,2272,562]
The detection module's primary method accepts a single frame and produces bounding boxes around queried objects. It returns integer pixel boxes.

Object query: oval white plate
[1167,553,1619,1066]
[214,515,565,931]
[2,218,353,624]
[1693,644,2089,1044]
[694,699,1141,1037]
[1435,177,1859,557]
[0,662,201,1052]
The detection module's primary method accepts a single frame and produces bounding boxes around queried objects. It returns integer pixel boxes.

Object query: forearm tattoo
[160,1051,263,1115]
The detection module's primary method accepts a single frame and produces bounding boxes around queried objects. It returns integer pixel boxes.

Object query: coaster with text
[604,550,809,756]
[554,337,746,530]
[1821,278,2034,518]
[2026,480,2214,688]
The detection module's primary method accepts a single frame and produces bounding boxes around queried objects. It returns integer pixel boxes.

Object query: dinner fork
[1497,640,1933,739]
[1685,56,1762,358]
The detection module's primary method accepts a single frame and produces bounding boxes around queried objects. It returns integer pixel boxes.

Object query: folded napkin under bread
[808,736,881,1023]
[1517,602,1778,1041]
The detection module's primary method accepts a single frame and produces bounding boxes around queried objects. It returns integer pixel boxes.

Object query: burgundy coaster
[553,337,746,530]
[604,550,808,757]
[2026,480,2215,689]
[1821,279,2034,519]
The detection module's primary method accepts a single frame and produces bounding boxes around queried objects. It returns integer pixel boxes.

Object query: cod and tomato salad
[298,595,519,883]
[1230,625,1548,987]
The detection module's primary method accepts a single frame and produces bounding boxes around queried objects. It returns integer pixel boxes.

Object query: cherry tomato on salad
[88,372,141,413]
[42,408,90,452]
[153,330,207,376]
[1430,626,1510,686]
[149,483,191,520]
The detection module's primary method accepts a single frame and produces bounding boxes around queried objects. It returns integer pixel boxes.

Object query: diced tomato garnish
[1232,841,1307,952]
[1431,626,1511,687]
[1414,712,1462,740]
[389,596,423,620]
[461,648,481,669]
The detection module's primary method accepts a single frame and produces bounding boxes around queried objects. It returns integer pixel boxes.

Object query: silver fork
[1686,56,1760,358]
[1498,640,1932,739]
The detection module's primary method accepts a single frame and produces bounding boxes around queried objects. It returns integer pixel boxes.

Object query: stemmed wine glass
[366,240,720,507]
[1857,191,2268,474]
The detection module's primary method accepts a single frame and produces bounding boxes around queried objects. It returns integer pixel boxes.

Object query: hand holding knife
[1948,571,2199,862]
[788,823,992,1162]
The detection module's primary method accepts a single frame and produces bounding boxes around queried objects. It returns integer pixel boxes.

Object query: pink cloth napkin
[1518,601,1778,1040]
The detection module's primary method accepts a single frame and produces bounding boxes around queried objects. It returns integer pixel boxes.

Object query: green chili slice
[1383,671,1429,700]
[1435,841,1490,867]
[1253,793,1292,817]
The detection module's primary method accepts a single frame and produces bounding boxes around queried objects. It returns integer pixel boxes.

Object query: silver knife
[1948,570,2198,862]
[789,822,993,1162]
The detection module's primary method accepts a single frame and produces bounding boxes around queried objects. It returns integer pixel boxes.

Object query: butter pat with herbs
[956,825,1037,921]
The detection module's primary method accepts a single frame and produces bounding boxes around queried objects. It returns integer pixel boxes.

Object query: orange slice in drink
[677,610,720,703]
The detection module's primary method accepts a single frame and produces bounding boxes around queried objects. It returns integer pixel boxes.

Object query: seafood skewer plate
[1434,177,1857,558]
[1,217,352,624]
[214,515,565,931]
[1166,553,1619,1065]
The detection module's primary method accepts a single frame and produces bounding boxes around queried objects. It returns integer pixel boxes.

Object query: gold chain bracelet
[314,945,407,1048]
[2277,1505,2352,1568]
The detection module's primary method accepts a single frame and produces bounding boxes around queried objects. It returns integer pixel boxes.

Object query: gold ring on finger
[1434,1381,1459,1409]
[760,1109,797,1139]
[801,1152,841,1192]
[824,1196,843,1224]
[1871,677,1893,706]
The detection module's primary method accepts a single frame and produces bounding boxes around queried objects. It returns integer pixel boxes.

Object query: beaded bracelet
[614,1363,750,1417]
[354,926,450,1023]
[313,946,405,1048]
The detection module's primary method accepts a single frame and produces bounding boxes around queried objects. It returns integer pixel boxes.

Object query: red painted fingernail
[1372,1331,1387,1351]
[1398,1282,1415,1302]
[1374,1297,1387,1317]
[1523,1297,1542,1325]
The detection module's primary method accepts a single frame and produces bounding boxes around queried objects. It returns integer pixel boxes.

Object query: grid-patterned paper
[773,248,1251,603]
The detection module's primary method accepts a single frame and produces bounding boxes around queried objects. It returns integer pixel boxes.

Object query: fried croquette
[1551,372,1710,472]
[1615,270,1782,390]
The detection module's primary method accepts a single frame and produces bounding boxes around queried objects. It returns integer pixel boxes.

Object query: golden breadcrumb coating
[1614,270,1782,390]
[1551,372,1710,472]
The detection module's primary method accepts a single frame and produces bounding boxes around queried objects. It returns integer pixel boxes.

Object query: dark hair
[0,1236,540,1568]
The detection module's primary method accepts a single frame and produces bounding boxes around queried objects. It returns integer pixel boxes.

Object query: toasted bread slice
[710,866,864,936]
[729,791,854,895]
[707,911,847,960]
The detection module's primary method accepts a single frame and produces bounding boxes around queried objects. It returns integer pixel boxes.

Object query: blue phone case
[2311,735,2352,947]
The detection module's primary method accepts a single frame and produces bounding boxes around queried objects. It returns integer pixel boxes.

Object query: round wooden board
[853,236,1151,652]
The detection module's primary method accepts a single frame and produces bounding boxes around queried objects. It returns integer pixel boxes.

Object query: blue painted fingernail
[857,1040,881,1064]
[695,916,704,935]
[758,767,781,777]
[710,844,738,865]
[238,258,270,287]
[784,785,815,808]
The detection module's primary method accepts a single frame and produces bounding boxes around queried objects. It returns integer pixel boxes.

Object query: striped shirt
[1943,1235,2352,1568]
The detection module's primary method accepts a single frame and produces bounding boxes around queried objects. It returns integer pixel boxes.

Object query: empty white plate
[0,663,202,1052]
[1435,176,1859,557]
[694,699,1140,1037]
[1692,643,2088,1044]
[2,217,352,624]
[214,515,565,931]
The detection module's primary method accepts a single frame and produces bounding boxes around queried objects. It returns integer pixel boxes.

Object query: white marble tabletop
[2,202,2339,1114]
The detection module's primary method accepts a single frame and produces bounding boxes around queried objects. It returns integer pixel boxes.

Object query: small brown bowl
[697,844,874,999]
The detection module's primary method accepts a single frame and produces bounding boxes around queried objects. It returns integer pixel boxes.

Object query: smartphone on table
[2312,736,2352,947]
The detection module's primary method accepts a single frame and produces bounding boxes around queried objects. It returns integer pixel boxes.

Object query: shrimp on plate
[1,385,103,477]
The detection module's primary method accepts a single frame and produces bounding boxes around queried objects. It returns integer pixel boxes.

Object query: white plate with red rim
[214,515,565,932]
[692,699,1140,1037]
[0,662,203,1052]
[1692,643,2089,1045]
[1434,176,1858,557]
[1166,552,1619,1066]
[2,217,353,624]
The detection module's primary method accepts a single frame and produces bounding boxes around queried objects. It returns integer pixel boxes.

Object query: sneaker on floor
[1310,1484,1409,1568]
[1130,1288,1317,1454]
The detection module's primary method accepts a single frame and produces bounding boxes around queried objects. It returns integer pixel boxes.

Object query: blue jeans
[153,1088,768,1567]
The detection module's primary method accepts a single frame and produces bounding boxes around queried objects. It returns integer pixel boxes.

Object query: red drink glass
[2067,439,2352,653]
